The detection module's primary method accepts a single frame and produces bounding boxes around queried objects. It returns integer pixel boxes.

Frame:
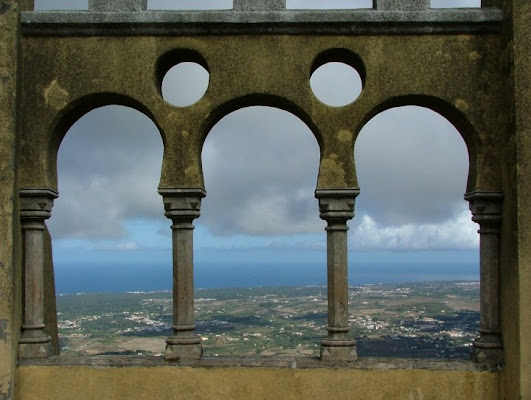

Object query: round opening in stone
[161,62,210,107]
[310,62,362,107]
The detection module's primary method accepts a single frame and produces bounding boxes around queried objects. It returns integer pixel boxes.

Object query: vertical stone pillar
[159,188,206,360]
[18,188,58,359]
[315,189,359,361]
[465,190,503,365]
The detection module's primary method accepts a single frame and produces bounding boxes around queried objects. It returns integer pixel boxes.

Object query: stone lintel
[21,10,504,37]
[89,0,147,12]
[234,0,286,11]
[375,0,430,10]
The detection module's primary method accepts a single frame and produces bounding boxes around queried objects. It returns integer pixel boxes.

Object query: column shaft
[159,188,205,360]
[18,188,57,359]
[171,221,196,333]
[465,190,503,366]
[316,189,359,361]
[24,228,45,329]
[326,223,349,339]
[479,227,500,336]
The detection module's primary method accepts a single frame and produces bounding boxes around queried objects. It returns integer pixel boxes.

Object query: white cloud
[351,208,478,250]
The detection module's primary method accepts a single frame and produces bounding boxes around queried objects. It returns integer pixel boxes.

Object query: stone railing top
[22,6,503,36]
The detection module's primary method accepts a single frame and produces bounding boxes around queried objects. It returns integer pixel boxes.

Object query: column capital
[315,188,360,222]
[158,187,206,221]
[20,188,58,223]
[464,190,503,225]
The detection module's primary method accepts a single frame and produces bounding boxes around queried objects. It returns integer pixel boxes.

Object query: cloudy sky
[38,0,481,273]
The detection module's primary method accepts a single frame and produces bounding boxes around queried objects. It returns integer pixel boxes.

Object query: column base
[18,337,52,359]
[165,336,202,360]
[472,338,503,366]
[320,339,357,361]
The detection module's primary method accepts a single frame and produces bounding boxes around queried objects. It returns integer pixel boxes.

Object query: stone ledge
[18,355,500,372]
[21,9,503,36]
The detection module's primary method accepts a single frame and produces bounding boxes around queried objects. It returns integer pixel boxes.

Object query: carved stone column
[18,188,58,358]
[316,189,359,361]
[465,190,503,365]
[159,188,206,360]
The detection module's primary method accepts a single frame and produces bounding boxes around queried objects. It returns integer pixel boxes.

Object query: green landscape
[57,281,479,359]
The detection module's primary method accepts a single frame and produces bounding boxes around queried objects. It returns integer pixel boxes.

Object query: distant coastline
[54,261,479,295]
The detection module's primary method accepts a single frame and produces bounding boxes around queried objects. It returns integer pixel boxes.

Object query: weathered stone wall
[0,1,22,398]
[16,365,500,400]
[19,34,505,193]
[511,0,531,397]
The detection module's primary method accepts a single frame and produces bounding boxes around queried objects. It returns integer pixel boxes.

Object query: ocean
[54,261,479,294]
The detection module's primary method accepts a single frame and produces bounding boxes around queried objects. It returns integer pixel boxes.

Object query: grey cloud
[48,106,164,239]
[354,106,469,226]
[201,107,322,236]
[310,62,363,106]
[162,63,210,107]
[49,102,471,246]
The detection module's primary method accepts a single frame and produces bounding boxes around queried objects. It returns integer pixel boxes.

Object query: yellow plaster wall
[16,366,500,400]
